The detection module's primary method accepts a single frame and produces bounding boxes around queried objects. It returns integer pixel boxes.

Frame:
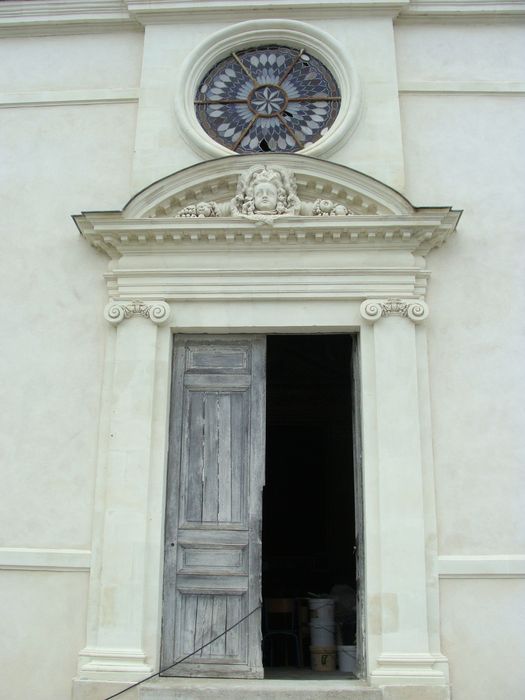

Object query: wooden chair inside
[262,598,303,667]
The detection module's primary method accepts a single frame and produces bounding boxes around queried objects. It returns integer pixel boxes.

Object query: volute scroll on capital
[104,300,171,326]
[360,298,429,324]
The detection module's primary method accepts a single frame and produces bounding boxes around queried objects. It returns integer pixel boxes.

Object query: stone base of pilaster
[370,652,449,692]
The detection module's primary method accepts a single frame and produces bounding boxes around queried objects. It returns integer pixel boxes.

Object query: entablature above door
[73,155,461,302]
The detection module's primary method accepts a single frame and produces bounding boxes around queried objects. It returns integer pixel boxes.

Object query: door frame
[160,332,365,678]
[73,155,457,697]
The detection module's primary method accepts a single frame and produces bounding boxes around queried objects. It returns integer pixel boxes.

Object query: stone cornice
[1,0,523,37]
[398,1,525,21]
[73,154,462,261]
[76,212,459,258]
[127,0,409,24]
[0,0,139,37]
[75,157,460,304]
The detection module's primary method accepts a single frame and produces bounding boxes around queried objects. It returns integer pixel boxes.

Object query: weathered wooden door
[161,335,265,678]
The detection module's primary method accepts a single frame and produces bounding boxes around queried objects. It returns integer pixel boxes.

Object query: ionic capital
[360,298,429,324]
[104,300,171,326]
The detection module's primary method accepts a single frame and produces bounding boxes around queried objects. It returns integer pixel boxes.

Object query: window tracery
[195,45,341,153]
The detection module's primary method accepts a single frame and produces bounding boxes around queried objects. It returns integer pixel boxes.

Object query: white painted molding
[73,156,460,303]
[438,555,525,579]
[103,267,431,302]
[1,0,523,37]
[78,646,153,678]
[0,88,140,110]
[360,298,429,323]
[74,154,461,262]
[122,154,418,219]
[0,0,139,37]
[0,547,91,572]
[399,81,525,96]
[104,300,171,325]
[371,652,448,685]
[128,0,409,24]
[79,215,459,257]
[173,20,362,161]
[398,1,525,20]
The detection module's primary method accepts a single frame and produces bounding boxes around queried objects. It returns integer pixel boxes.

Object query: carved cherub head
[232,165,301,216]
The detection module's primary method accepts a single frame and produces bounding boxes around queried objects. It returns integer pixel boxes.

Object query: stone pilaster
[360,298,447,687]
[77,301,171,683]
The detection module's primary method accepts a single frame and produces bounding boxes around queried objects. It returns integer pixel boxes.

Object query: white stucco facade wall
[397,20,525,699]
[0,29,142,700]
[0,3,524,699]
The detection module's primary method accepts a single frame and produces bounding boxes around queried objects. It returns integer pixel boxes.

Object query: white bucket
[337,644,357,673]
[308,598,335,624]
[310,621,336,646]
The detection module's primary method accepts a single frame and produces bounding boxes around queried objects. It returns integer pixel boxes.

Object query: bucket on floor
[308,598,335,623]
[310,645,337,672]
[309,621,336,646]
[337,644,357,673]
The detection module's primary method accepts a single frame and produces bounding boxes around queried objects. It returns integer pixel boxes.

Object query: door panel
[161,335,265,678]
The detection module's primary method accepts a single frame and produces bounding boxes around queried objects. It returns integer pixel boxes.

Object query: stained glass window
[195,45,341,153]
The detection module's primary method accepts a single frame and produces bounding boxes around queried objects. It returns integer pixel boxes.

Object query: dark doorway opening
[262,334,357,675]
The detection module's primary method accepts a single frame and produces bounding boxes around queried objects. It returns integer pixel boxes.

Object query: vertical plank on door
[230,391,244,524]
[186,392,204,523]
[203,393,219,522]
[218,394,232,522]
[210,596,227,657]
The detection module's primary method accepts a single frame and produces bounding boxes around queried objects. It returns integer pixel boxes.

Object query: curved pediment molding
[123,154,413,218]
[112,154,424,218]
[74,155,461,260]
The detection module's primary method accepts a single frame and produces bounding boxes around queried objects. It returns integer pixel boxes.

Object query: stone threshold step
[139,676,382,700]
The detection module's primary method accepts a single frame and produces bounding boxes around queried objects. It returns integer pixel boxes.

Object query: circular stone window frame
[175,19,362,159]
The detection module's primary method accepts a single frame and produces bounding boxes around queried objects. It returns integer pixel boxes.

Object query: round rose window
[195,45,341,153]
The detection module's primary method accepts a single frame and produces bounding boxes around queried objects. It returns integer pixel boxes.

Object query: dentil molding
[360,297,429,323]
[104,299,171,325]
[74,156,461,305]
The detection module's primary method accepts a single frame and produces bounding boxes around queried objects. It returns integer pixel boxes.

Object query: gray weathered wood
[217,395,232,523]
[186,391,205,523]
[202,393,219,522]
[161,335,265,678]
[230,392,245,524]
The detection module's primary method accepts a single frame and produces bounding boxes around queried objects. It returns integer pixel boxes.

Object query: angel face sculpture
[174,163,354,219]
[231,165,301,216]
[253,182,279,213]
